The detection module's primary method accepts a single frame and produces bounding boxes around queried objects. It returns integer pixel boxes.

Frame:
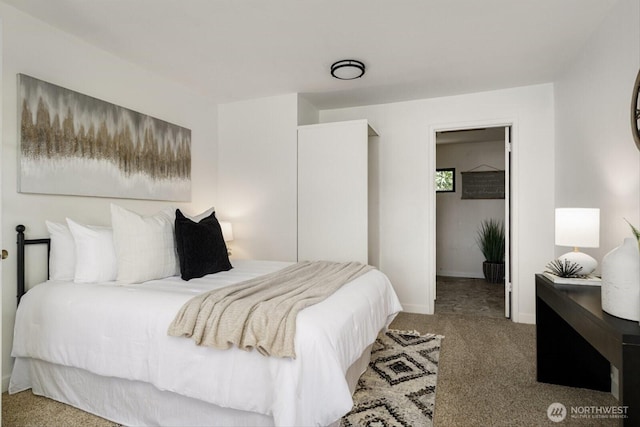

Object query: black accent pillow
[175,209,232,280]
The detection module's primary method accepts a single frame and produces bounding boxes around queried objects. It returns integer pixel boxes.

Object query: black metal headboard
[16,225,50,306]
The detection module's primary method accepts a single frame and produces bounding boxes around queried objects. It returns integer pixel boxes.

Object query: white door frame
[428,118,519,322]
[0,18,4,420]
[503,126,512,319]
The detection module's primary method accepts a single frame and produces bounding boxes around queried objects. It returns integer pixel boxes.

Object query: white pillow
[184,207,215,222]
[110,204,179,284]
[66,218,118,283]
[46,220,76,281]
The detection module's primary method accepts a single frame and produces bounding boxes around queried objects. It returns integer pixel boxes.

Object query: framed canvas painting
[18,74,191,201]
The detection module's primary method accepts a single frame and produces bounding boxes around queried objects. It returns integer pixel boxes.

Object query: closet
[297,119,377,264]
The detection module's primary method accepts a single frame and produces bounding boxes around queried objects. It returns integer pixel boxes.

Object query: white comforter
[10,260,402,426]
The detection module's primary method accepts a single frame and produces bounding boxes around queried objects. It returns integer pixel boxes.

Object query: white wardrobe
[297,119,377,264]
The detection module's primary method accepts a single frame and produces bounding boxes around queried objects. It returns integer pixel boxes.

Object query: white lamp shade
[219,221,234,242]
[555,208,600,248]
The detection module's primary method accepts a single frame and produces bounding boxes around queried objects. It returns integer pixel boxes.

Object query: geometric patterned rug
[340,329,444,427]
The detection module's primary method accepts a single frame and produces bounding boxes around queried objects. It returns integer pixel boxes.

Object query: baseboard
[436,270,484,279]
[611,365,619,400]
[3,372,11,392]
[516,312,535,324]
[400,303,431,314]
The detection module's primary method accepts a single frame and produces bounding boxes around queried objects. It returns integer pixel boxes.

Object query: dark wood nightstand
[536,274,640,426]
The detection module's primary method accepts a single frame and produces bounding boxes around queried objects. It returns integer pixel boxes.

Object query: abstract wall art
[18,74,191,201]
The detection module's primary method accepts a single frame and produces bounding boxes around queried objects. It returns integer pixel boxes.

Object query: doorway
[433,126,512,318]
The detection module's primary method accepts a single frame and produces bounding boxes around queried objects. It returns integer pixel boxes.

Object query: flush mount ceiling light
[330,59,365,80]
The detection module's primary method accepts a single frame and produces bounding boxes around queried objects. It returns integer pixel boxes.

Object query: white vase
[601,238,640,321]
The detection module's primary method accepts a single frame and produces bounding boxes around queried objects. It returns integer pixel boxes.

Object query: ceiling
[2,0,619,109]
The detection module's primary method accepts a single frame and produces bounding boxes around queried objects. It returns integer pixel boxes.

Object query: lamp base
[558,250,597,276]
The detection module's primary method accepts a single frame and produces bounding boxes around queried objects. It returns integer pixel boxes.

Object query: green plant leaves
[476,218,505,263]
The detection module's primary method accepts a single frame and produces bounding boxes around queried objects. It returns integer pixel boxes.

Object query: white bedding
[10,259,402,426]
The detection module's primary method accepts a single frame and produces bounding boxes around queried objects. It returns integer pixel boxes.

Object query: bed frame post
[16,225,51,306]
[16,225,26,305]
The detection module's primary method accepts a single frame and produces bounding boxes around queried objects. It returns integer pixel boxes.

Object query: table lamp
[219,221,234,242]
[219,221,234,256]
[555,208,600,275]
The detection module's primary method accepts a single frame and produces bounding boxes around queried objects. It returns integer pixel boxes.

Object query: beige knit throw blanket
[167,260,373,358]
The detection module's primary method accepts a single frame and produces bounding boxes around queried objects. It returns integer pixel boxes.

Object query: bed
[9,213,402,427]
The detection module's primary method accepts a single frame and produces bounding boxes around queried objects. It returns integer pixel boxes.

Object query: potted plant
[476,218,505,283]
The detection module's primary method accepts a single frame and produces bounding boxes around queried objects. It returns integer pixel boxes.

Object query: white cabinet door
[297,120,369,264]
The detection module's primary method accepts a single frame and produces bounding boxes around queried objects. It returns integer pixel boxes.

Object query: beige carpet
[3,312,618,426]
[392,312,618,426]
[2,389,118,427]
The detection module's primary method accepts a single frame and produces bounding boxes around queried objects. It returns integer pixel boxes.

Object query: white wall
[217,93,299,261]
[298,95,319,126]
[0,4,218,390]
[320,84,555,322]
[555,0,640,264]
[213,0,636,326]
[436,140,505,278]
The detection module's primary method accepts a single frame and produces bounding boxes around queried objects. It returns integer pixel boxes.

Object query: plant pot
[483,261,505,284]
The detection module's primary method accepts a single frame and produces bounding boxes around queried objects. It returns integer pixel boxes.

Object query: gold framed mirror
[632,69,640,151]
